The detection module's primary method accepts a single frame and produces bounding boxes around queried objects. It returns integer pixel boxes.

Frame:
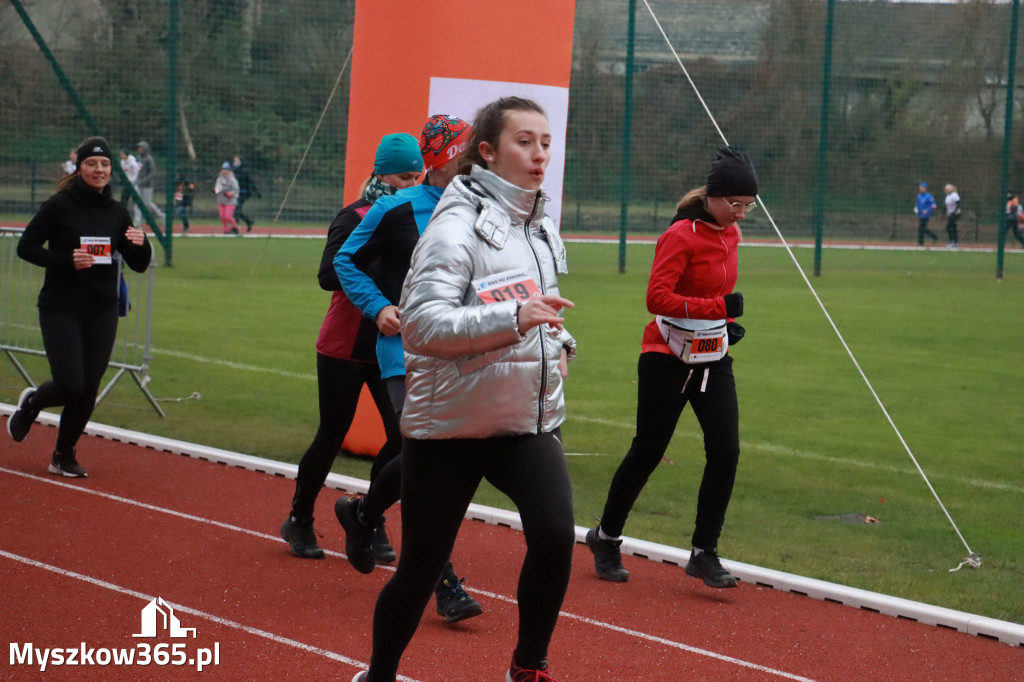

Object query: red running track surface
[2,427,1022,681]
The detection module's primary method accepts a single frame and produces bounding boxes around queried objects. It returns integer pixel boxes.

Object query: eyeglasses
[720,197,758,212]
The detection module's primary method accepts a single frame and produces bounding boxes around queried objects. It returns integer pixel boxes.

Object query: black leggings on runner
[358,375,406,521]
[31,305,119,455]
[945,215,959,244]
[365,431,574,681]
[600,351,740,551]
[918,218,938,245]
[290,353,401,519]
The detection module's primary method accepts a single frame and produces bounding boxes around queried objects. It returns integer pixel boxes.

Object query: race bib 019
[80,236,112,265]
[472,268,541,304]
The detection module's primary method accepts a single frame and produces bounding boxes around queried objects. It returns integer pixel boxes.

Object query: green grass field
[3,236,1022,624]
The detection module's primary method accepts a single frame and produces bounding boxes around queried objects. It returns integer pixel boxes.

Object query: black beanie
[705,146,758,198]
[75,137,112,169]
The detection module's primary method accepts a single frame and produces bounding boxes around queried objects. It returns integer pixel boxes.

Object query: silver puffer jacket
[399,165,576,440]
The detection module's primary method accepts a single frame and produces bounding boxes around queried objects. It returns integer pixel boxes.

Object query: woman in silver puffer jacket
[400,150,576,440]
[353,97,575,682]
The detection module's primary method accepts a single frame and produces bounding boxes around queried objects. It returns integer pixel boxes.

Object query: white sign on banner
[428,78,570,231]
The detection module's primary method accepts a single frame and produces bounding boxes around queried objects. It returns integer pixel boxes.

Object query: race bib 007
[472,268,541,304]
[80,236,112,264]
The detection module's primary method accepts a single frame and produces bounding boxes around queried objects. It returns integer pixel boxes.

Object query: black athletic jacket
[18,177,152,311]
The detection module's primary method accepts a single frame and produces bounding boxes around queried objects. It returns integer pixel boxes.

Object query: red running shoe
[506,651,558,682]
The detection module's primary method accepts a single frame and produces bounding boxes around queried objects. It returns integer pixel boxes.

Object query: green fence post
[813,0,835,277]
[997,0,1020,280]
[162,0,179,267]
[618,0,636,274]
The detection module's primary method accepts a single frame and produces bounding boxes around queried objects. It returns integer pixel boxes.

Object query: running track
[2,413,1022,681]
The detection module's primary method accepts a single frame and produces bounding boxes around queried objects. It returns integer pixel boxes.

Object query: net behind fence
[1,0,1022,247]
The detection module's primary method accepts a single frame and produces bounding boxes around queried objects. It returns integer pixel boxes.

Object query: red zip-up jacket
[641,212,739,356]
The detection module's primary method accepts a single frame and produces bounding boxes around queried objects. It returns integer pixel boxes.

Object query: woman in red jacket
[587,146,757,589]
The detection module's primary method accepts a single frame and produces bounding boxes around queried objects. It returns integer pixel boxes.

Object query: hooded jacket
[18,177,152,311]
[399,165,575,440]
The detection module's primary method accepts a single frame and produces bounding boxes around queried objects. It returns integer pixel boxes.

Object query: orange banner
[341,0,576,456]
[343,0,577,203]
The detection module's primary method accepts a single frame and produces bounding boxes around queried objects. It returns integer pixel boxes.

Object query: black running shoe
[435,575,483,623]
[334,496,375,574]
[586,526,629,582]
[685,548,737,588]
[371,517,396,563]
[48,449,87,478]
[280,515,325,559]
[7,387,39,443]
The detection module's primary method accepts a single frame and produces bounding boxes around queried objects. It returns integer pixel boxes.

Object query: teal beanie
[374,133,424,175]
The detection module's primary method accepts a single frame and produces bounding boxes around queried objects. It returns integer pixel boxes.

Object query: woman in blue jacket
[278,133,422,560]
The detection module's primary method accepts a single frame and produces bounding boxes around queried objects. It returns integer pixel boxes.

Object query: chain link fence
[2,0,1022,248]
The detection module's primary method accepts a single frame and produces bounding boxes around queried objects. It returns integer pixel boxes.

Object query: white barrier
[0,227,164,416]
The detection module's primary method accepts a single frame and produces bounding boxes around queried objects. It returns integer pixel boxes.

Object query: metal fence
[2,1,1022,252]
[0,228,164,416]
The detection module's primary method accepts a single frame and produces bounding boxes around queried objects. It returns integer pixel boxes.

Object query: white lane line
[148,347,316,381]
[571,417,1024,495]
[0,466,816,680]
[0,549,418,681]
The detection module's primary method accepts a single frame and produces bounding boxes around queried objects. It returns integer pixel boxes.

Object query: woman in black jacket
[7,137,152,477]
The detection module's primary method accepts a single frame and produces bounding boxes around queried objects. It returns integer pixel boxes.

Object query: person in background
[119,149,142,211]
[914,181,938,246]
[279,133,421,560]
[232,155,261,232]
[334,115,483,624]
[350,96,576,682]
[174,172,196,233]
[61,148,77,176]
[1004,191,1024,248]
[134,141,166,228]
[214,161,241,235]
[586,146,756,592]
[943,184,961,249]
[7,136,152,477]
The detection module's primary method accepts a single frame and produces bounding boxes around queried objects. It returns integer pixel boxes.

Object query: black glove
[727,321,745,346]
[724,292,744,318]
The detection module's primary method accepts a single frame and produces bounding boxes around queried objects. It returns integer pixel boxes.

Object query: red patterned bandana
[419,114,472,172]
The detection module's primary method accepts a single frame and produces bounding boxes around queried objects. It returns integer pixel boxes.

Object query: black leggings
[235,196,253,227]
[32,305,119,454]
[600,351,739,550]
[945,215,959,244]
[358,375,406,521]
[918,218,938,245]
[290,353,401,519]
[1005,220,1024,246]
[365,431,574,681]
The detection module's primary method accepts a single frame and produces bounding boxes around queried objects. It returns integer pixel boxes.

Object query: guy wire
[202,47,354,387]
[273,45,354,225]
[639,0,978,564]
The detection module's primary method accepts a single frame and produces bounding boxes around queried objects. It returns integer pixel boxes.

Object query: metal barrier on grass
[0,227,164,416]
